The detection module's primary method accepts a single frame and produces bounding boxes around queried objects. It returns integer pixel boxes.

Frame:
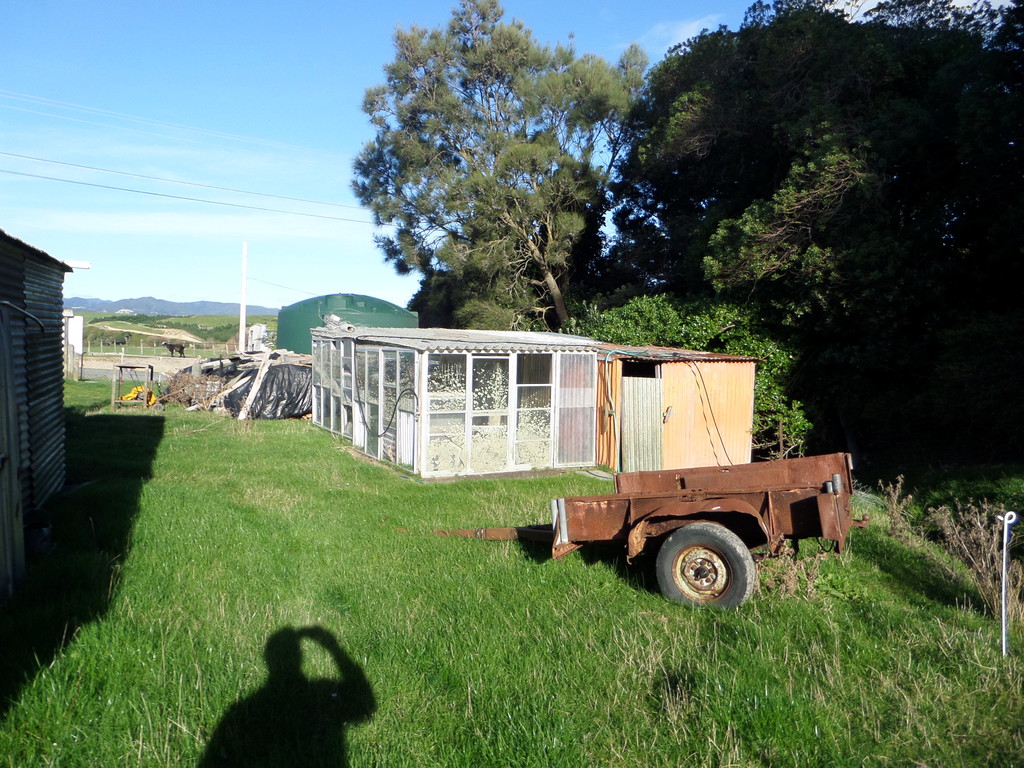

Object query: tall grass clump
[926,501,1023,623]
[877,475,1023,622]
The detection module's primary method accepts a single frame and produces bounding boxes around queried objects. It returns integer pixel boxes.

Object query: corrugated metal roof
[312,326,603,353]
[594,342,759,364]
[311,325,758,361]
[0,229,73,273]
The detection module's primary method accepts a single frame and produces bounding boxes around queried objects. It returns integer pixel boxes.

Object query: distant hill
[65,297,278,316]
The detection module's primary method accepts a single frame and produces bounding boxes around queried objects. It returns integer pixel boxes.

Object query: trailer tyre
[656,522,756,608]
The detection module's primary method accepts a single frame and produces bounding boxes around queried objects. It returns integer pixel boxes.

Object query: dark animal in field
[162,341,186,357]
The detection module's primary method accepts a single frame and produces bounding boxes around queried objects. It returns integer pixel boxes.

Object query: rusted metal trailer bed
[439,453,866,608]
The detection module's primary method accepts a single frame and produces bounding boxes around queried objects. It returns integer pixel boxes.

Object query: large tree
[609,0,1023,461]
[353,0,645,329]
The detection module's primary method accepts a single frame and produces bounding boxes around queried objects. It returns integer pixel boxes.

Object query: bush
[570,294,812,458]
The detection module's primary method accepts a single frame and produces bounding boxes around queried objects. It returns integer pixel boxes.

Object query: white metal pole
[239,242,248,354]
[1001,511,1019,656]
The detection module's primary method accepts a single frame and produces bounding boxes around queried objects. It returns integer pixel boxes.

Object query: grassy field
[79,313,278,326]
[81,314,278,348]
[0,382,1021,767]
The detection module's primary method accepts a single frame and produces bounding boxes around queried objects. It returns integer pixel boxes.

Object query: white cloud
[638,15,723,56]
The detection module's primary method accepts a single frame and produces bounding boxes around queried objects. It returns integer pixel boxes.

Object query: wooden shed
[595,344,757,472]
[0,229,72,599]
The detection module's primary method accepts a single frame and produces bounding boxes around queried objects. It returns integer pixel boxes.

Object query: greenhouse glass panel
[514,353,553,468]
[342,339,353,405]
[311,339,324,388]
[398,351,415,411]
[330,395,344,436]
[383,351,398,432]
[367,350,381,406]
[468,357,511,471]
[342,403,353,439]
[428,354,467,412]
[329,340,344,390]
[515,408,551,467]
[515,438,550,467]
[517,386,551,409]
[516,407,551,441]
[365,402,380,459]
[382,424,397,464]
[311,339,328,428]
[472,358,509,411]
[470,414,509,472]
[355,350,368,405]
[517,353,551,384]
[428,412,466,473]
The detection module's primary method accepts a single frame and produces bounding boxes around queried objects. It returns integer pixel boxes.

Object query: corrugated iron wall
[0,251,29,599]
[23,258,67,507]
[0,307,26,600]
[597,357,756,473]
[661,361,755,468]
[0,235,68,598]
[620,376,663,472]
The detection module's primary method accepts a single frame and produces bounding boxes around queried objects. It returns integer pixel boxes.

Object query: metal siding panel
[661,361,754,468]
[620,377,662,472]
[0,250,30,529]
[23,258,66,509]
[721,362,756,464]
[1,234,69,595]
[697,361,754,465]
[0,308,26,598]
[661,364,698,467]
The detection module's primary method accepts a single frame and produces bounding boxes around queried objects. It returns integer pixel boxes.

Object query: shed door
[620,375,662,472]
[555,353,596,467]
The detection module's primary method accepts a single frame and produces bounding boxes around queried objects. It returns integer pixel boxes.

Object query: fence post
[63,344,79,381]
[1001,511,1020,657]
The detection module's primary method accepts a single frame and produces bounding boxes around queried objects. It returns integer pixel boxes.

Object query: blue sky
[2,0,756,311]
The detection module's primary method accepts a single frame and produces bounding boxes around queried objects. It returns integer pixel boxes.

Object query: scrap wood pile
[162,350,313,420]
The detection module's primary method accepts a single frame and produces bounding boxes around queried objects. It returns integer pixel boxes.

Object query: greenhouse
[311,327,599,477]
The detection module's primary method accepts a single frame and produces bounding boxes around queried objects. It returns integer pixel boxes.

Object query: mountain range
[64,296,278,316]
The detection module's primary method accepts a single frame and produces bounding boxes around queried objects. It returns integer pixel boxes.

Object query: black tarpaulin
[222,364,312,419]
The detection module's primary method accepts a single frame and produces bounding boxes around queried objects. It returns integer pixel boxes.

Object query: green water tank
[276,294,418,354]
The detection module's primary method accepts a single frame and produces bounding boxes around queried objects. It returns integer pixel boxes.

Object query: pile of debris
[163,350,313,420]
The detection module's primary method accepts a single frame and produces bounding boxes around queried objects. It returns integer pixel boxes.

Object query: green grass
[1,382,1022,767]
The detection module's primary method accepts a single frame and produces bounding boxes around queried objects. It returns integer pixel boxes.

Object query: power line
[0,89,346,157]
[248,277,323,297]
[0,151,366,211]
[0,168,376,224]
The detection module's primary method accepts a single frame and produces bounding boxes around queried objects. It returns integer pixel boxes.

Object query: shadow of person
[197,626,375,768]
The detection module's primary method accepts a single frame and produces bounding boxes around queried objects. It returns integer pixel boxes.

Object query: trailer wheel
[655,522,756,608]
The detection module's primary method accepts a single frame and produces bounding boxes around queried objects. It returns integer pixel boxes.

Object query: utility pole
[239,242,248,354]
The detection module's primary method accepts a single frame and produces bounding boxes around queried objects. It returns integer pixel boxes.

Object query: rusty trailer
[439,453,867,608]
